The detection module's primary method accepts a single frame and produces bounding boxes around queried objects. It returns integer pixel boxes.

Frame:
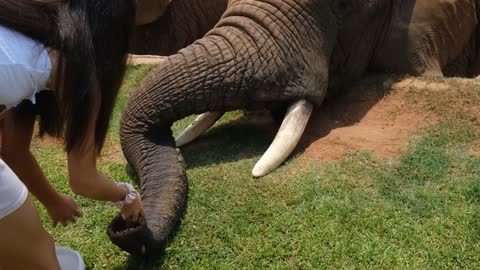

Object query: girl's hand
[46,193,82,227]
[112,182,145,225]
[120,193,145,225]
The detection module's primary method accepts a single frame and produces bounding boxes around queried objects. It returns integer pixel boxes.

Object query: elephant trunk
[109,0,329,258]
[108,34,254,257]
[107,125,186,257]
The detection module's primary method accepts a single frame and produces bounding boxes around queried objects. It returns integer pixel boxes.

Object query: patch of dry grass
[398,76,480,128]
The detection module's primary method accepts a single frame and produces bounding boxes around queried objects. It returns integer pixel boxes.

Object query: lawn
[33,65,480,269]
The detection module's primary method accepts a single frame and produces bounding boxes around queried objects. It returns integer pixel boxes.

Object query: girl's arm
[67,94,144,223]
[67,150,129,201]
[67,131,145,223]
[2,108,81,226]
[47,48,144,223]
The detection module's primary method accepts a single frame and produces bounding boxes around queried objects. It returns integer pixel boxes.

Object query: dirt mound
[298,77,439,161]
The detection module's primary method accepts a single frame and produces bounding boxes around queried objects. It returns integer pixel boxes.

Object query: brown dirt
[297,77,440,161]
[469,140,480,157]
[127,54,167,65]
[31,125,126,164]
[31,74,478,164]
[99,141,127,164]
[31,126,62,146]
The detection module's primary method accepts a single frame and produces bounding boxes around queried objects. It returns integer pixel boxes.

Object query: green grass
[31,68,480,269]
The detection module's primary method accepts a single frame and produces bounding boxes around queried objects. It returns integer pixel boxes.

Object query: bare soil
[127,54,167,65]
[99,141,127,164]
[297,77,440,161]
[32,131,62,147]
[470,140,480,157]
[32,74,478,164]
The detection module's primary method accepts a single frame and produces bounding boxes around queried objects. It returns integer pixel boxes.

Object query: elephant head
[109,0,480,257]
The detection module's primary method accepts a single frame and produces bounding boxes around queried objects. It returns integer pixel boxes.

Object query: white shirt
[0,25,52,108]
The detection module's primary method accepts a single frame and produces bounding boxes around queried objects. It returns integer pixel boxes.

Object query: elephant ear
[136,0,172,25]
[159,0,172,15]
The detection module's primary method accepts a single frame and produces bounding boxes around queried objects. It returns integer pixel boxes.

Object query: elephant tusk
[252,99,313,177]
[175,112,224,147]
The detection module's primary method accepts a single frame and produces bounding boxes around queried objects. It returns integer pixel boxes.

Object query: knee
[30,231,60,270]
[41,231,56,249]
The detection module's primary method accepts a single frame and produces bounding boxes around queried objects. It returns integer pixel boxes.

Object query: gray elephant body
[109,0,480,257]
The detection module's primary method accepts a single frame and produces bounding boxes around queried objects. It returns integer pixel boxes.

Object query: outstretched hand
[120,193,145,225]
[47,193,82,227]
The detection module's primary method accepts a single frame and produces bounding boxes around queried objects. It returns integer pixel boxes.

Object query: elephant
[107,0,480,258]
[132,0,227,55]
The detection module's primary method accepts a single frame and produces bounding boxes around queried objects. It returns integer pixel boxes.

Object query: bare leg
[0,196,60,270]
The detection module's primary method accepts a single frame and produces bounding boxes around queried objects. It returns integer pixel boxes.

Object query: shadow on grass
[180,115,276,169]
[298,73,403,153]
[178,73,404,169]
[112,256,165,270]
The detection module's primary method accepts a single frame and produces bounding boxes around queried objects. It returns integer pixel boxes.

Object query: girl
[0,0,145,269]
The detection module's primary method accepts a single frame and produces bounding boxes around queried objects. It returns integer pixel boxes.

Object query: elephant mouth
[107,215,163,257]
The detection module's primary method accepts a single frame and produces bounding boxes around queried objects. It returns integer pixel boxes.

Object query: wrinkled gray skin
[109,0,480,258]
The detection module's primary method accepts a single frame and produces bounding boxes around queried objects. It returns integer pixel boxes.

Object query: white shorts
[0,159,28,219]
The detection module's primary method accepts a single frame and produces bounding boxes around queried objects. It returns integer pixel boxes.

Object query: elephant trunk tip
[107,215,167,258]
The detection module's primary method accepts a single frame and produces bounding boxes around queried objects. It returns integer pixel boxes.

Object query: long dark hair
[0,0,57,45]
[0,0,135,153]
